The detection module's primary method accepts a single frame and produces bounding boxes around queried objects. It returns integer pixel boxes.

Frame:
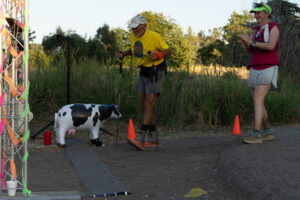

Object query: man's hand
[149,52,157,61]
[116,50,125,59]
[149,52,163,61]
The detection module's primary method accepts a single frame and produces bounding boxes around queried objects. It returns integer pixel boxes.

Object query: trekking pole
[147,51,159,149]
[116,56,123,144]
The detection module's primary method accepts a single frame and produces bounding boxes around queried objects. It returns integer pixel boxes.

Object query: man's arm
[162,48,171,58]
[116,49,132,59]
[149,48,171,61]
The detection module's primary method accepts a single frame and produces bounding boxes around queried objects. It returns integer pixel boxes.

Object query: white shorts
[248,66,278,89]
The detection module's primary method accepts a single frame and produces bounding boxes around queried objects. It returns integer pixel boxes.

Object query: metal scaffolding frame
[0,0,30,197]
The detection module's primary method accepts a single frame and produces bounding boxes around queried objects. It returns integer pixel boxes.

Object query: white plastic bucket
[6,180,17,197]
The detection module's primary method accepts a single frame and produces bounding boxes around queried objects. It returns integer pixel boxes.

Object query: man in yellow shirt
[117,14,171,150]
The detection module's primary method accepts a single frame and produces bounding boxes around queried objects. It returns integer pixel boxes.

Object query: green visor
[250,3,272,14]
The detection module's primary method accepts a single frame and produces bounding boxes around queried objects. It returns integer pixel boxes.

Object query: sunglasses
[254,3,264,8]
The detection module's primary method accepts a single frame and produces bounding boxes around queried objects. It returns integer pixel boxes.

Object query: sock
[141,124,148,132]
[148,125,156,132]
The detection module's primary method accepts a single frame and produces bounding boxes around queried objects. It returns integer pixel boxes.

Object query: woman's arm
[240,26,279,51]
[238,38,252,53]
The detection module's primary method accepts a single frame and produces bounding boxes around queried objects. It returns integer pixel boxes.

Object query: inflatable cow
[54,103,121,147]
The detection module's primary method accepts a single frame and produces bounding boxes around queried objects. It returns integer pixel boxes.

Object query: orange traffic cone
[232,115,241,135]
[127,118,136,139]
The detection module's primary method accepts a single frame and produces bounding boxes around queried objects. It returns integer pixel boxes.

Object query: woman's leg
[252,84,271,131]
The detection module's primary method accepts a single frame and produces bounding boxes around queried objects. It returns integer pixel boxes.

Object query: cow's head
[110,104,122,119]
[99,104,122,122]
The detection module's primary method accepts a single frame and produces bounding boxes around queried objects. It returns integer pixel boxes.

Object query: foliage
[41,27,64,54]
[196,27,229,66]
[221,11,254,67]
[268,0,300,76]
[203,27,223,46]
[29,28,36,43]
[165,24,188,67]
[41,25,118,64]
[140,11,189,67]
[197,39,226,65]
[37,1,300,78]
[223,11,254,41]
[29,44,50,69]
[29,60,300,127]
[185,27,200,66]
[94,24,118,63]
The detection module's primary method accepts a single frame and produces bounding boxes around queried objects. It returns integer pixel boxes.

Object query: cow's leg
[56,127,67,147]
[89,129,102,147]
[89,128,98,140]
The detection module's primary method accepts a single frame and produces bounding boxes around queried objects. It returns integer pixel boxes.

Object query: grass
[186,64,249,79]
[29,59,300,128]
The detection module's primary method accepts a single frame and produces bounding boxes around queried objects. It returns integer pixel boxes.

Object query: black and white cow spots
[54,104,121,147]
[70,104,93,127]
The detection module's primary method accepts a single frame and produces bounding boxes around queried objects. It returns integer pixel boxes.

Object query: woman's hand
[237,39,247,46]
[239,34,252,53]
[239,34,251,45]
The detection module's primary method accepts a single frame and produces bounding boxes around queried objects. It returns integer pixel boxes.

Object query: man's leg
[142,93,159,147]
[142,93,156,126]
[139,93,145,114]
[128,93,156,150]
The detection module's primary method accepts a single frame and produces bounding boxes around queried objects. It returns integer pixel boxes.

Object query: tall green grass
[29,59,300,127]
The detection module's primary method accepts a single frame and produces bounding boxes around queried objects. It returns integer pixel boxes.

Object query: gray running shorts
[136,70,165,95]
[248,66,278,89]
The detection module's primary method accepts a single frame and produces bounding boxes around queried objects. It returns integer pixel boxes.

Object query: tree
[42,27,65,55]
[204,27,223,45]
[113,27,131,65]
[95,24,118,63]
[223,11,253,41]
[140,11,188,67]
[165,24,188,67]
[113,27,130,50]
[41,26,110,63]
[223,11,254,66]
[268,0,300,76]
[220,0,300,73]
[29,28,36,43]
[42,27,89,62]
[29,44,50,69]
[196,27,226,65]
[197,39,226,65]
[185,27,200,66]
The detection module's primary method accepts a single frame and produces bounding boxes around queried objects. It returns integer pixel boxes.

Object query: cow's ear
[114,105,119,110]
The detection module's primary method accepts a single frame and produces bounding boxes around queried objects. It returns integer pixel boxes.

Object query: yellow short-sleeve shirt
[129,30,169,67]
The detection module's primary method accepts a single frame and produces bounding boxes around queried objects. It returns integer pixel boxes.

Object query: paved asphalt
[219,126,300,200]
[0,125,299,200]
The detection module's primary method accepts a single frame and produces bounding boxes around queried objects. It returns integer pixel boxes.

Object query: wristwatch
[252,40,256,47]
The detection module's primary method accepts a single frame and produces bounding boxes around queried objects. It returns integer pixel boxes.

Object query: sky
[30,0,300,44]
